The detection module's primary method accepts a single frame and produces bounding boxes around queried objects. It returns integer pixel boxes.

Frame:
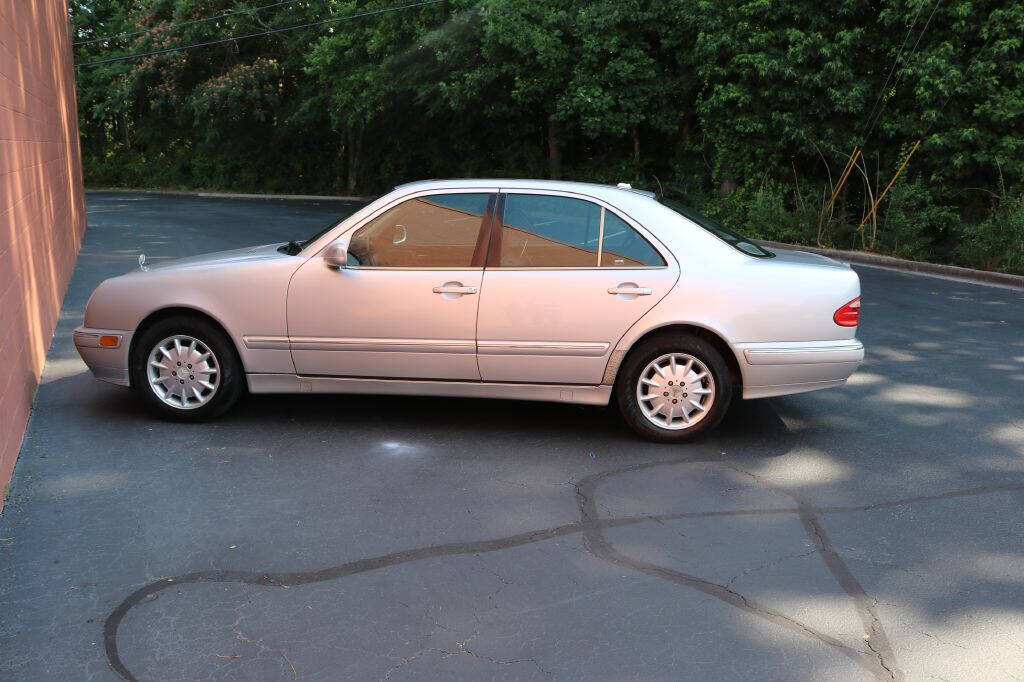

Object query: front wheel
[130,315,243,421]
[616,333,732,443]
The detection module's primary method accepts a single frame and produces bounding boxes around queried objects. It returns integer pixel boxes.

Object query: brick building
[0,0,86,508]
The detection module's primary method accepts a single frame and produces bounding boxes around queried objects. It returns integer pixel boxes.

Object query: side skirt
[246,374,613,406]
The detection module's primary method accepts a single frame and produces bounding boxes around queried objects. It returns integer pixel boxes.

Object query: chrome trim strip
[245,336,480,353]
[477,340,610,357]
[743,342,865,366]
[290,337,476,354]
[246,373,613,406]
[243,335,290,350]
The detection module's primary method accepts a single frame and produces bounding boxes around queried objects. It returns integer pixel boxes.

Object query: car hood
[142,243,289,271]
[766,248,849,269]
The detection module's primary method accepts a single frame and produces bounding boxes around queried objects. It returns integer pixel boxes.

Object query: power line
[857,0,927,142]
[75,0,446,67]
[74,0,307,47]
[859,0,942,147]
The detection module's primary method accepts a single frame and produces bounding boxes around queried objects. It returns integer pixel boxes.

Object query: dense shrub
[876,179,961,263]
[702,181,816,245]
[955,187,1024,275]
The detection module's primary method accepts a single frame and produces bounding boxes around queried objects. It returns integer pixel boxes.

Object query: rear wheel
[616,333,732,443]
[131,315,243,420]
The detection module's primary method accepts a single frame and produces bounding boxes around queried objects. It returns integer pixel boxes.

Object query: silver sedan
[75,180,863,442]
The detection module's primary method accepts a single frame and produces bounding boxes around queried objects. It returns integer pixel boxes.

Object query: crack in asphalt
[723,461,902,679]
[102,456,1024,681]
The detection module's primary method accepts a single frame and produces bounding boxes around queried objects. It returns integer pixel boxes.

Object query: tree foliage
[71,0,1024,272]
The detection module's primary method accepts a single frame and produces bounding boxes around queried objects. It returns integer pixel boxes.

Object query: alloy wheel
[635,352,716,430]
[146,335,220,409]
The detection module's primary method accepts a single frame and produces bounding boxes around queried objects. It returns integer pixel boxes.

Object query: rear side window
[347,193,490,267]
[495,194,664,267]
[498,194,601,266]
[601,211,664,267]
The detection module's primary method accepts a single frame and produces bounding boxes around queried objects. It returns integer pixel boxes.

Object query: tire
[615,332,732,443]
[130,315,243,421]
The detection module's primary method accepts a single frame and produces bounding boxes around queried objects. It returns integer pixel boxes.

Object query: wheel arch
[608,323,744,391]
[128,306,244,388]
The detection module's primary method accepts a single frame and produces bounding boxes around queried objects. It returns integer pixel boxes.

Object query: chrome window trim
[483,266,668,271]
[308,186,675,272]
[344,190,494,269]
[343,266,485,271]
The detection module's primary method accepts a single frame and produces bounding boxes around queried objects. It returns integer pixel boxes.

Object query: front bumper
[736,338,864,399]
[73,326,133,386]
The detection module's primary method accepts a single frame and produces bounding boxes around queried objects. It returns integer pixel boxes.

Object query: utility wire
[857,0,927,142]
[75,0,445,67]
[859,0,942,147]
[74,0,307,47]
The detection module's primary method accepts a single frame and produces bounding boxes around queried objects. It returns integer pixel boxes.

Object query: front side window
[497,194,602,267]
[347,193,490,267]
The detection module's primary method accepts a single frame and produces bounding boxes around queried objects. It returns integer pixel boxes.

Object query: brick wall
[0,0,86,508]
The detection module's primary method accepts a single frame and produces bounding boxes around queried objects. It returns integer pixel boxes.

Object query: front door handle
[608,285,652,296]
[433,282,478,297]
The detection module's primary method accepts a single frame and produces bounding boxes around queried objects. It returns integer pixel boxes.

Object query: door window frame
[485,189,672,270]
[318,188,498,271]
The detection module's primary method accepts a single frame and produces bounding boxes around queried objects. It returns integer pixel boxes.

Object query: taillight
[834,297,860,327]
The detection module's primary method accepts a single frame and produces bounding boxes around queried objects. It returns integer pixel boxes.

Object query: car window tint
[498,194,601,267]
[600,212,664,267]
[347,193,489,267]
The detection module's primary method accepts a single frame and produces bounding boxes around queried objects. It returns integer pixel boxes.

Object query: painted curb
[757,239,1023,289]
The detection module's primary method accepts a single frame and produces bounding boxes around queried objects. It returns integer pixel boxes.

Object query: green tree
[69,0,1024,273]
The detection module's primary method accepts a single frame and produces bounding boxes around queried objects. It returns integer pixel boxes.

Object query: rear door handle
[608,286,652,296]
[433,284,478,295]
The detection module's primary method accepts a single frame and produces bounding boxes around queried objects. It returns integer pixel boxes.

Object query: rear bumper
[73,326,132,386]
[737,339,864,399]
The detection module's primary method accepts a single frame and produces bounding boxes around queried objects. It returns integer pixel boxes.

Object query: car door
[287,190,495,380]
[476,190,678,384]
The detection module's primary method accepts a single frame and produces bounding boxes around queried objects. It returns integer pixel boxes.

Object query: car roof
[393,178,658,205]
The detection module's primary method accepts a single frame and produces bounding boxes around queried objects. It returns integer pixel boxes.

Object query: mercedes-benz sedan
[74,180,863,442]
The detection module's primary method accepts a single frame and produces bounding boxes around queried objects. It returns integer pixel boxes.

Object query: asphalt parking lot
[2,191,1023,681]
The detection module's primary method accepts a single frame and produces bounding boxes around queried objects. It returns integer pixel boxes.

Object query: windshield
[659,199,774,258]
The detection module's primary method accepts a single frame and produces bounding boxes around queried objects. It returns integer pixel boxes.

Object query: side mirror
[322,242,348,268]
